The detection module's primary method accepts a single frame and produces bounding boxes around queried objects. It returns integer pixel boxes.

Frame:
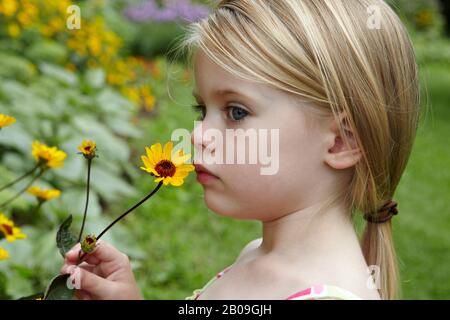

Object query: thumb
[69,266,115,299]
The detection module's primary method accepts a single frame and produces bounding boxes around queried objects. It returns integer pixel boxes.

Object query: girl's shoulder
[186,264,364,300]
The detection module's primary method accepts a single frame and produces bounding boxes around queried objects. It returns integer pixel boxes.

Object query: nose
[191,120,217,159]
[191,121,205,151]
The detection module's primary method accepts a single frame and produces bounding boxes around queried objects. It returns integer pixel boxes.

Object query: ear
[324,112,362,170]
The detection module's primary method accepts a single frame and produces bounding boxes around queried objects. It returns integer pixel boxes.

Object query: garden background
[0,0,448,299]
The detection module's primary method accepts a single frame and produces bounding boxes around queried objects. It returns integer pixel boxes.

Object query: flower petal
[150,143,162,162]
[170,178,184,187]
[163,142,173,160]
[145,147,157,166]
[172,150,191,165]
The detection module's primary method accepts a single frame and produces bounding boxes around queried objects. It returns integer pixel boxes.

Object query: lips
[194,163,218,177]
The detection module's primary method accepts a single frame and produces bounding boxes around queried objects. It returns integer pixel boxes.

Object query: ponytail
[361,218,400,299]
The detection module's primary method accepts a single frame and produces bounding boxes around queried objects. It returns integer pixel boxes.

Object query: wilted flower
[0,213,26,242]
[0,114,16,128]
[27,186,61,202]
[77,140,97,159]
[140,142,194,186]
[31,141,67,169]
[81,234,97,254]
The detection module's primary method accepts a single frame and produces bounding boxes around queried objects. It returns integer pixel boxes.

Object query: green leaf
[43,274,75,300]
[56,215,78,258]
[39,63,78,86]
[85,68,105,89]
[18,292,45,300]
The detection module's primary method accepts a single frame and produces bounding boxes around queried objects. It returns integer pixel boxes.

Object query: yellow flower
[0,0,18,17]
[0,213,26,242]
[0,246,9,260]
[88,36,102,56]
[7,23,20,38]
[31,141,67,169]
[77,140,97,159]
[27,186,61,201]
[0,114,16,128]
[415,9,434,29]
[17,12,32,27]
[140,142,195,187]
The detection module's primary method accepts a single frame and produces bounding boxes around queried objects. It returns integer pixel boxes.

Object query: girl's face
[190,50,339,221]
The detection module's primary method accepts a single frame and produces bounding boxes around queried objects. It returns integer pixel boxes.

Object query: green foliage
[0,52,36,82]
[26,40,69,65]
[43,274,75,300]
[56,215,77,258]
[130,21,187,59]
[0,52,146,297]
[387,0,446,36]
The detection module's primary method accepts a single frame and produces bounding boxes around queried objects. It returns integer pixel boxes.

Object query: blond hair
[172,0,421,299]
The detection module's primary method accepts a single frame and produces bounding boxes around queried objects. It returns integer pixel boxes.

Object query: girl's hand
[60,240,143,300]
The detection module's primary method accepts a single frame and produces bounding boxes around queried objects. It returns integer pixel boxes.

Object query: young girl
[61,0,420,300]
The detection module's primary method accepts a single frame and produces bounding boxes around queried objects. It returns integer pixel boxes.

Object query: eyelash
[191,104,249,123]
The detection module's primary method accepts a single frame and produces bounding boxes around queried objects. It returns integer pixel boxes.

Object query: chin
[204,193,261,220]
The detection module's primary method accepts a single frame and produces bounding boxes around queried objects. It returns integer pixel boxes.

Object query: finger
[62,262,98,277]
[75,266,116,298]
[75,289,93,300]
[79,240,129,268]
[64,242,101,265]
[78,262,96,273]
[64,243,81,262]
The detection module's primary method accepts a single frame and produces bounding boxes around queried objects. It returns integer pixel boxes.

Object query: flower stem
[78,158,92,243]
[32,201,43,215]
[0,163,40,193]
[0,168,45,210]
[77,181,163,264]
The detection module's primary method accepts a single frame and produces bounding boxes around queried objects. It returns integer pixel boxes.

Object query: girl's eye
[192,104,206,121]
[226,106,249,122]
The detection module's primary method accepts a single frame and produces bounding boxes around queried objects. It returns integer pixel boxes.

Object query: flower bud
[81,234,97,253]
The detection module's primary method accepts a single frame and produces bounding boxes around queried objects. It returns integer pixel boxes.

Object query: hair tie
[363,200,398,223]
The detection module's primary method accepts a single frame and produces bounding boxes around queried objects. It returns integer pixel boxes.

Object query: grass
[394,63,450,299]
[124,61,450,300]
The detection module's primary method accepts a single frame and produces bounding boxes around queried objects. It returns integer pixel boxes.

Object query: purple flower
[124,0,211,23]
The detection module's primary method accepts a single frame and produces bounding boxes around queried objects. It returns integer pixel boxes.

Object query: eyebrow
[192,88,255,102]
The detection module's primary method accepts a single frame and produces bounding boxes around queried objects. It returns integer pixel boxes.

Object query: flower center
[155,160,176,177]
[86,237,94,244]
[1,224,13,235]
[84,146,91,152]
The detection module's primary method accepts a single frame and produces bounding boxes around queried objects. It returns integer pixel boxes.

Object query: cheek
[201,111,325,220]
[202,164,267,218]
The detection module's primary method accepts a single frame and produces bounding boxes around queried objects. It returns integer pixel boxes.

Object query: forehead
[192,49,277,103]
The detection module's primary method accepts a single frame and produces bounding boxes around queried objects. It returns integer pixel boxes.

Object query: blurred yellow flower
[0,246,9,260]
[7,23,20,37]
[140,142,195,187]
[0,0,18,17]
[31,141,67,169]
[415,9,434,29]
[0,213,26,242]
[77,140,97,159]
[27,186,61,201]
[0,114,16,128]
